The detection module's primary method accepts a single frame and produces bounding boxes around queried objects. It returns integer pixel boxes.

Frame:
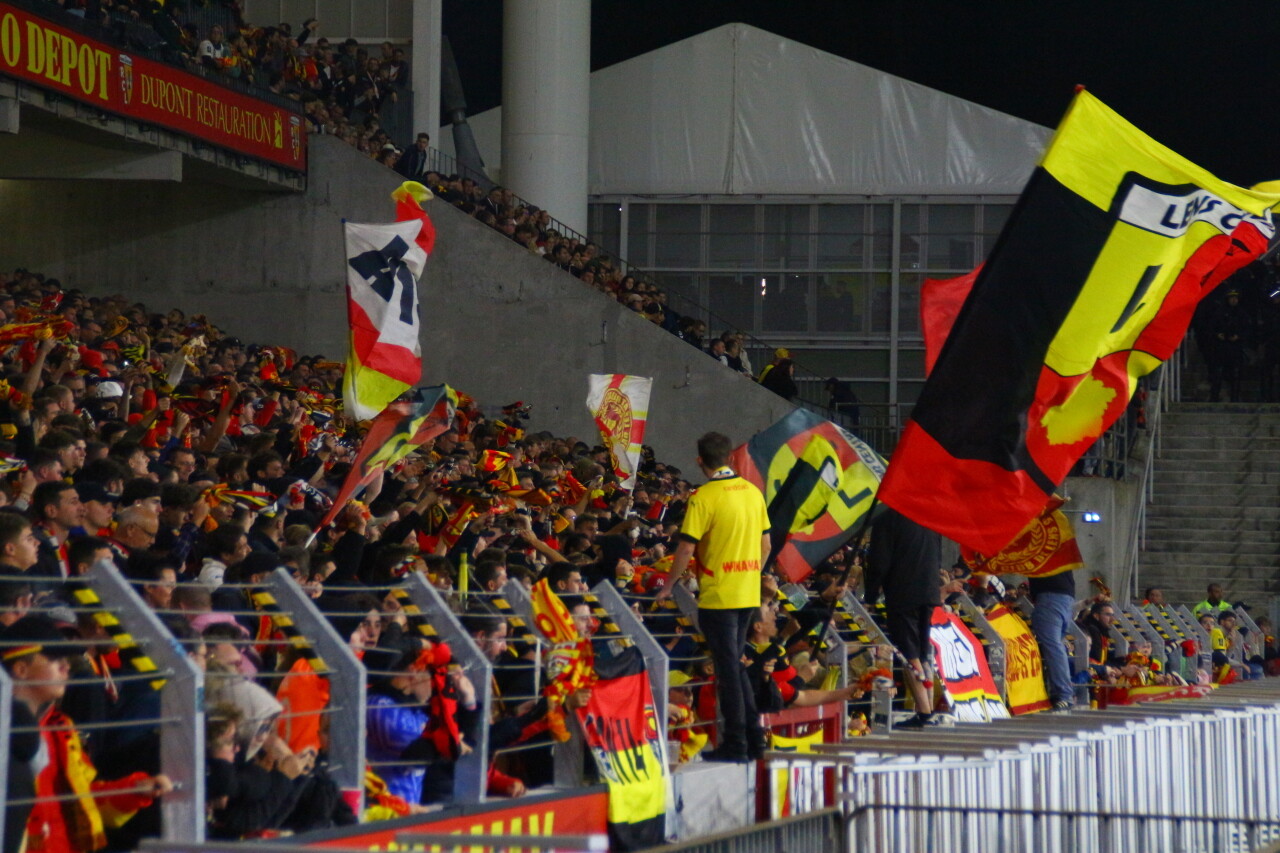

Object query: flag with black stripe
[879,90,1279,555]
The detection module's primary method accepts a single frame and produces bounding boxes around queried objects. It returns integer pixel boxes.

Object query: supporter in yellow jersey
[657,432,770,763]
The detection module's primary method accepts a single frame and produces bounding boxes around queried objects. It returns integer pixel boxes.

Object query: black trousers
[699,606,762,754]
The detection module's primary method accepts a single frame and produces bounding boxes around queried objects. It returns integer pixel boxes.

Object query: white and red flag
[342,181,436,421]
[586,374,652,490]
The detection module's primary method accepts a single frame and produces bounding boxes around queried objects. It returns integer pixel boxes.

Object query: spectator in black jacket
[760,359,798,401]
[866,507,942,727]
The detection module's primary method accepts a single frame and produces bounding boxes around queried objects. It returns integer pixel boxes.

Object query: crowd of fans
[0,263,1273,850]
[0,265,865,849]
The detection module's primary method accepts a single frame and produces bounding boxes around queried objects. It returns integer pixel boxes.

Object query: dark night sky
[442,1,1280,186]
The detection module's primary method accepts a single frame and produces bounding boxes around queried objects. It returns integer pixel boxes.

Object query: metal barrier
[847,803,1280,853]
[85,560,207,843]
[399,573,494,804]
[643,806,844,853]
[261,568,366,811]
[760,681,1280,853]
[590,580,669,740]
[0,661,11,847]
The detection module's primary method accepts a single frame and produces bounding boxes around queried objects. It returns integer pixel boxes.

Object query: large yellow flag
[881,90,1280,555]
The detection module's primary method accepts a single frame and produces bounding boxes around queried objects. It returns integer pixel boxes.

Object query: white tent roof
[442,23,1052,197]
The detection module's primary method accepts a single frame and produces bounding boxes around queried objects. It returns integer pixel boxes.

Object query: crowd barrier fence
[85,560,207,843]
[761,681,1280,853]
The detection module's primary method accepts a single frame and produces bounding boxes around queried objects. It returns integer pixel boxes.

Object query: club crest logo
[118,55,133,105]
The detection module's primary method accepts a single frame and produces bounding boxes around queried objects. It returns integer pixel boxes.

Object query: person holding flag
[657,432,770,762]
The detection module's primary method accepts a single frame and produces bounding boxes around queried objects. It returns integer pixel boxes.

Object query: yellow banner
[986,605,1049,715]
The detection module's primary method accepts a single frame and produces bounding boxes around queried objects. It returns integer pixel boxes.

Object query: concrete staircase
[1140,404,1280,606]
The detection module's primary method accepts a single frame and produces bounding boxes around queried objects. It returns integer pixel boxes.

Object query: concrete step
[1160,435,1280,450]
[1151,483,1280,500]
[1153,447,1280,460]
[1142,523,1280,542]
[1146,504,1280,525]
[1159,422,1280,437]
[1169,403,1280,416]
[1144,539,1280,557]
[1136,577,1271,597]
[1136,550,1274,571]
[1152,458,1280,473]
[1152,468,1280,481]
[1133,583,1273,606]
[1137,573,1275,593]
[1146,493,1280,508]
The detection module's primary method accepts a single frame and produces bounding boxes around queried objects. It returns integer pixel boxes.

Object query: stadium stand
[6,6,1280,853]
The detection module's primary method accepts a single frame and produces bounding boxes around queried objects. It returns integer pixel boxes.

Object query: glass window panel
[816,205,867,269]
[899,204,922,271]
[797,349,890,378]
[898,273,923,336]
[708,275,755,333]
[897,381,927,406]
[654,205,701,268]
[898,349,926,381]
[627,203,652,267]
[590,204,622,259]
[352,0,387,38]
[708,205,757,268]
[870,204,894,268]
[762,205,811,268]
[655,275,701,323]
[387,0,413,39]
[869,273,893,335]
[316,0,350,36]
[281,0,314,27]
[241,1,270,23]
[851,382,889,404]
[816,273,864,333]
[926,204,977,270]
[981,204,1015,258]
[761,275,810,333]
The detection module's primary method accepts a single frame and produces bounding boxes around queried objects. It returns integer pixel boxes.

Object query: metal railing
[847,803,1280,853]
[642,806,844,853]
[758,680,1280,853]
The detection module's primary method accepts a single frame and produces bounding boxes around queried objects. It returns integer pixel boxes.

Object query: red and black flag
[316,384,457,531]
[879,90,1279,555]
[574,644,668,851]
[730,408,885,583]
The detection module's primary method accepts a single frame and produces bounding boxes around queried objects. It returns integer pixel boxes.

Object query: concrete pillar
[410,0,443,148]
[501,0,590,235]
[0,96,18,134]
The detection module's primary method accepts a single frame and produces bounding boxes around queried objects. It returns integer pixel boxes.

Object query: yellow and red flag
[960,496,1084,579]
[879,90,1280,555]
[529,579,597,743]
[586,374,652,490]
[316,384,457,531]
[342,181,436,421]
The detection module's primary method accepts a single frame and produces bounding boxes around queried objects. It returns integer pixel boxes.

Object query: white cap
[92,381,124,399]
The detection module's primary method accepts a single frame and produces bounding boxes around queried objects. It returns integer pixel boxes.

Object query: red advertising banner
[0,3,306,170]
[304,790,609,848]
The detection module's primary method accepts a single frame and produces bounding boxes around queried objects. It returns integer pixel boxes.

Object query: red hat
[78,347,107,378]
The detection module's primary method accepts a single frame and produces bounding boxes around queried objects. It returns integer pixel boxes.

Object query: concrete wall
[0,136,795,473]
[1060,475,1143,600]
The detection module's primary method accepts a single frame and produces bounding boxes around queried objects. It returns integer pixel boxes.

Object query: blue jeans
[1030,592,1075,704]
